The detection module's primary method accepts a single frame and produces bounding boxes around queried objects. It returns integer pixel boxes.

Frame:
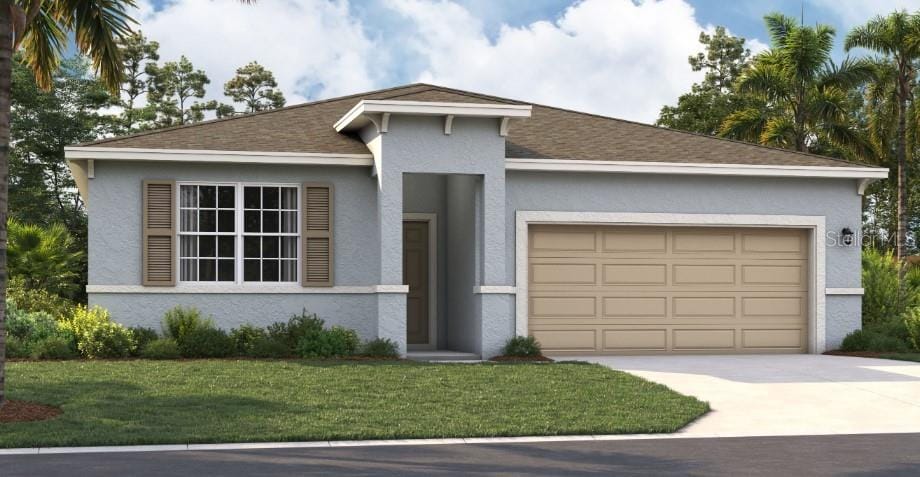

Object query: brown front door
[404,221,429,345]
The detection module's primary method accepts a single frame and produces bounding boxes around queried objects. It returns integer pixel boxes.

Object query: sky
[132,0,920,123]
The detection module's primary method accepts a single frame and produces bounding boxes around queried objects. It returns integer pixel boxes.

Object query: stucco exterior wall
[505,171,864,349]
[87,161,381,330]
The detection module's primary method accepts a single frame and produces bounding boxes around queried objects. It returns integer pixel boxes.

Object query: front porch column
[476,171,516,358]
[376,170,407,354]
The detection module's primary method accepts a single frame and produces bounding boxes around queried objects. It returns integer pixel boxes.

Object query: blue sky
[133,0,920,122]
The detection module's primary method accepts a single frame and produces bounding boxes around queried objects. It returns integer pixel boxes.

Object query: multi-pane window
[243,186,299,282]
[178,184,299,284]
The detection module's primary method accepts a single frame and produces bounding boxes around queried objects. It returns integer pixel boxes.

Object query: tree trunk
[0,8,12,408]
[896,90,909,265]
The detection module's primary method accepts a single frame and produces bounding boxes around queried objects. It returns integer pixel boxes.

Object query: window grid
[242,186,300,283]
[178,184,236,282]
[176,183,300,285]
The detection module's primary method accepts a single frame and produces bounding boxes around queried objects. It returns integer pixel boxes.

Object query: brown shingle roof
[80,83,872,168]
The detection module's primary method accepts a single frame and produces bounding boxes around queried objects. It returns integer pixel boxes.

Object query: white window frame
[176,181,301,286]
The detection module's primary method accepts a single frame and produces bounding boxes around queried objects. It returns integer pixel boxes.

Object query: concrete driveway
[559,354,920,437]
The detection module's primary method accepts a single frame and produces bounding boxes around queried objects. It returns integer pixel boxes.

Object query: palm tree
[1,1,136,407]
[845,10,920,263]
[720,13,875,157]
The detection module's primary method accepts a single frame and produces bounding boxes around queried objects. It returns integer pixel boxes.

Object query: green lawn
[0,360,708,448]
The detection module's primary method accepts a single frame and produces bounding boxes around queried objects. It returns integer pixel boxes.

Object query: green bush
[267,310,324,352]
[862,249,920,324]
[841,327,912,353]
[130,327,159,353]
[501,335,543,357]
[177,327,235,358]
[905,308,920,351]
[30,335,79,360]
[140,338,181,360]
[230,324,266,355]
[162,306,214,341]
[7,219,84,299]
[297,326,359,359]
[247,336,291,358]
[62,305,137,359]
[7,277,76,320]
[359,338,400,358]
[80,322,137,358]
[6,336,31,359]
[6,301,59,342]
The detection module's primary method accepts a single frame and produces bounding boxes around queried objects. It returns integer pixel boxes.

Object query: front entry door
[404,221,430,346]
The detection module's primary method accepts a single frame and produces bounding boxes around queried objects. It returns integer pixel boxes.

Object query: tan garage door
[528,225,809,355]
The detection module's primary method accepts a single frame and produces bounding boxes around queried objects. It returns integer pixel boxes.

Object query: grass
[0,360,708,448]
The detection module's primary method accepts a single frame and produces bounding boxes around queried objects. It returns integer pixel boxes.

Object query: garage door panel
[530,296,596,317]
[603,297,667,317]
[673,329,736,350]
[531,263,596,285]
[672,297,736,317]
[603,264,667,285]
[742,329,803,349]
[528,225,808,355]
[672,231,735,253]
[532,329,596,352]
[603,329,667,351]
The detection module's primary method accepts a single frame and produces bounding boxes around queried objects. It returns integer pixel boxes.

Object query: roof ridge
[78,83,438,147]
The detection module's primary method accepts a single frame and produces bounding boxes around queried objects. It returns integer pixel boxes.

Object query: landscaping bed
[0,360,708,448]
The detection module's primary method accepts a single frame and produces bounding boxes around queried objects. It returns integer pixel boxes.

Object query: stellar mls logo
[826,228,858,247]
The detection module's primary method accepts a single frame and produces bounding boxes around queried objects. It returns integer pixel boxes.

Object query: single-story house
[65,83,888,358]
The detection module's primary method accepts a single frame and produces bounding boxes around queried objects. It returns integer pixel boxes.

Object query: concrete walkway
[562,354,920,437]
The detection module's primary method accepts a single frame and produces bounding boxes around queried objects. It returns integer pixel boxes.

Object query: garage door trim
[515,211,826,353]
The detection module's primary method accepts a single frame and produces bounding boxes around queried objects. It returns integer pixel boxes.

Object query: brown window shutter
[143,180,176,286]
[303,183,333,287]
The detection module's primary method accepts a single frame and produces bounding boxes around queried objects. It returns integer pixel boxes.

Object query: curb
[0,429,915,456]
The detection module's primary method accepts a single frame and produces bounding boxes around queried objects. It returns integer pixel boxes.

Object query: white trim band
[65,147,374,166]
[506,158,889,180]
[86,285,409,294]
[825,288,865,296]
[335,100,532,133]
[514,211,827,354]
[473,286,517,294]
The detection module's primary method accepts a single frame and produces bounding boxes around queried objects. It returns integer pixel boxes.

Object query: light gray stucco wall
[505,171,865,350]
[445,175,480,353]
[87,161,381,331]
[370,115,514,356]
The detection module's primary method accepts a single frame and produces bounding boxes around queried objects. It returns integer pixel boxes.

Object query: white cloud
[385,0,717,122]
[133,0,381,106]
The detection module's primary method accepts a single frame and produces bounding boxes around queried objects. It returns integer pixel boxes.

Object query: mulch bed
[490,355,554,362]
[0,400,61,423]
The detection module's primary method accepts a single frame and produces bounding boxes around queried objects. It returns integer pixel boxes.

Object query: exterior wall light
[841,228,855,246]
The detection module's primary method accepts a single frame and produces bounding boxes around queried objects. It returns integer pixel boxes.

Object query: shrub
[359,338,400,358]
[30,335,79,360]
[862,249,920,325]
[140,338,181,360]
[267,310,324,352]
[130,327,159,353]
[501,335,542,357]
[177,327,235,358]
[247,336,291,359]
[6,301,59,342]
[62,305,137,359]
[230,324,267,355]
[7,277,76,320]
[7,219,84,298]
[80,322,137,358]
[6,336,31,359]
[297,326,359,359]
[905,308,920,351]
[841,327,912,353]
[162,306,214,341]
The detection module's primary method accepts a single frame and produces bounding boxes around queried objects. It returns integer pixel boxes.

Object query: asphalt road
[2,433,919,476]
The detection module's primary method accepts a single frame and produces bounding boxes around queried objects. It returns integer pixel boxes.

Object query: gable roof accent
[75,83,882,170]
